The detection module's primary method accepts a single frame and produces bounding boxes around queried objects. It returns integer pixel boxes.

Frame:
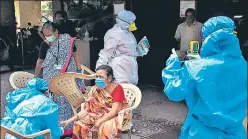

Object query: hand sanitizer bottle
[84,29,89,40]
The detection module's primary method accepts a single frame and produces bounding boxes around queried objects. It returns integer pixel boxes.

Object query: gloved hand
[76,69,83,84]
[77,69,82,74]
[186,54,201,60]
[77,70,85,93]
[166,54,182,69]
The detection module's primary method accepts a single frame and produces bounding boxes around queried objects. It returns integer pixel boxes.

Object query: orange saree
[72,85,130,139]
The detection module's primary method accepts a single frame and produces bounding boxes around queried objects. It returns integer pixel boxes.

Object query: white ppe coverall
[96,10,138,85]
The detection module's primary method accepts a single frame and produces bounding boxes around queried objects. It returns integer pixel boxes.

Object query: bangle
[75,115,80,121]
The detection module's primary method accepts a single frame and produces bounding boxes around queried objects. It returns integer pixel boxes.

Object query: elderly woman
[162,16,247,139]
[34,21,84,136]
[60,65,130,139]
[95,10,139,85]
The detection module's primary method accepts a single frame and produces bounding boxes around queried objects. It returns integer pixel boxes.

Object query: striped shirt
[175,21,203,51]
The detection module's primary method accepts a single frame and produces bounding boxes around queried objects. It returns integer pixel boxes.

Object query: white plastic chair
[1,125,51,139]
[8,65,93,90]
[118,83,142,139]
[81,64,95,75]
[9,71,34,89]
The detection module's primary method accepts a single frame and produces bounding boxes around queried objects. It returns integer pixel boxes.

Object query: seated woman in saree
[60,65,131,139]
[34,21,84,136]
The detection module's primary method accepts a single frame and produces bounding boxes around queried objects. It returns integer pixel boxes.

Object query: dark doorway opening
[197,0,248,59]
[131,0,180,86]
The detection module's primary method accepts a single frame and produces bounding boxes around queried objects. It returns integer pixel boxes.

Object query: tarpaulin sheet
[1,78,63,139]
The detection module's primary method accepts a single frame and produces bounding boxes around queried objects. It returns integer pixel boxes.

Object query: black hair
[96,65,114,80]
[185,8,196,16]
[55,11,67,19]
[60,11,68,18]
[42,21,58,32]
[55,11,61,17]
[28,22,31,26]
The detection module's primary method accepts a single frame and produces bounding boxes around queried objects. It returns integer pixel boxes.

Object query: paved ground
[0,67,188,139]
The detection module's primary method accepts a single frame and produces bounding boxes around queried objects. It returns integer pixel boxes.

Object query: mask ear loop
[116,17,136,31]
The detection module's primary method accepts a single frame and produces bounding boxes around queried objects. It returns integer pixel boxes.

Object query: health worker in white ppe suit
[96,10,139,85]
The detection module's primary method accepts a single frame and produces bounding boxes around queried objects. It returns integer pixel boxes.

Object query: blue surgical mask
[45,35,56,42]
[95,78,107,89]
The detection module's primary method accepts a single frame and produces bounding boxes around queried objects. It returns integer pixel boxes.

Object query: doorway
[131,0,180,86]
[197,0,246,23]
[197,0,248,52]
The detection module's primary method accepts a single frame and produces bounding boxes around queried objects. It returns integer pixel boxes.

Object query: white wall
[114,3,125,15]
[180,0,196,17]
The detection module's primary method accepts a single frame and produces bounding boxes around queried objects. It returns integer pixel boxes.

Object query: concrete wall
[75,39,92,85]
[14,1,42,28]
[14,0,20,26]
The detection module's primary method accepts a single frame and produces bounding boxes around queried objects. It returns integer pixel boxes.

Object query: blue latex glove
[76,70,86,92]
[166,54,182,70]
[77,69,83,84]
[186,54,201,60]
[77,69,82,74]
